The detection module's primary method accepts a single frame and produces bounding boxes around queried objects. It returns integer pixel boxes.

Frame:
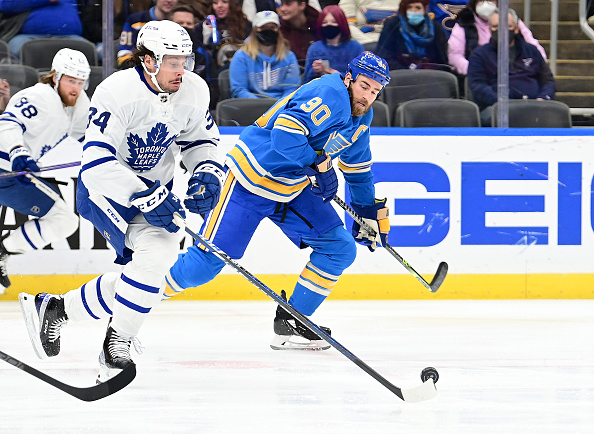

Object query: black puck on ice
[420,367,439,383]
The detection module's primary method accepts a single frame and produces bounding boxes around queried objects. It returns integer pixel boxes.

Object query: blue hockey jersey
[226,73,376,207]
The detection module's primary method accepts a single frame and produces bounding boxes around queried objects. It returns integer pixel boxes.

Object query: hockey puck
[420,367,439,383]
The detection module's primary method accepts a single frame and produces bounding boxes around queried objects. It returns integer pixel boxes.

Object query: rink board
[1,127,594,300]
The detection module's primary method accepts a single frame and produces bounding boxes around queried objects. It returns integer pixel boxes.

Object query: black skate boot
[19,292,68,359]
[270,290,331,351]
[97,326,136,384]
[0,239,11,293]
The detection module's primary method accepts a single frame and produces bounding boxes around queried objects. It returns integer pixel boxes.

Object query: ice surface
[1,299,593,433]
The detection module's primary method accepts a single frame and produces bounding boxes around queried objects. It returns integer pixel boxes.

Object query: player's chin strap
[141,60,166,93]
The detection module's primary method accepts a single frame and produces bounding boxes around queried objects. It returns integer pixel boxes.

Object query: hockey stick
[173,214,438,403]
[0,161,81,179]
[0,349,136,401]
[333,196,448,293]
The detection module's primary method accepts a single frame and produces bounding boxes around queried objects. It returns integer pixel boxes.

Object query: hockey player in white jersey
[0,48,91,294]
[19,21,223,381]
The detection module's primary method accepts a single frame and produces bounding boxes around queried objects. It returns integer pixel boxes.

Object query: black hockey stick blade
[173,214,438,403]
[333,196,448,293]
[0,349,136,402]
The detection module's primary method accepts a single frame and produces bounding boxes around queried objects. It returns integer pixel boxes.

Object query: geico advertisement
[3,132,594,275]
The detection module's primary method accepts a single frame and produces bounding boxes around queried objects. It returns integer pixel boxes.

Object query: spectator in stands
[0,0,90,62]
[278,0,320,66]
[304,5,364,82]
[199,0,251,71]
[338,0,400,46]
[242,0,322,21]
[448,0,546,76]
[468,9,555,127]
[376,0,449,71]
[80,0,126,64]
[179,0,210,18]
[0,78,9,112]
[229,10,301,98]
[117,0,178,68]
[171,3,220,107]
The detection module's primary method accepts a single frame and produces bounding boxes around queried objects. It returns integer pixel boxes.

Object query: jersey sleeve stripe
[274,114,309,135]
[337,157,372,173]
[0,116,26,132]
[178,139,219,152]
[81,155,118,172]
[83,140,117,155]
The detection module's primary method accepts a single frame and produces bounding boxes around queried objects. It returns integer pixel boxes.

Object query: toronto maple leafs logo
[125,123,177,172]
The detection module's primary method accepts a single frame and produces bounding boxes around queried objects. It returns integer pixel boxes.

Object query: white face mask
[476,1,497,21]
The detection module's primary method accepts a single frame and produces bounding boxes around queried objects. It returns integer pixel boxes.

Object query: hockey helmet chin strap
[141,59,167,93]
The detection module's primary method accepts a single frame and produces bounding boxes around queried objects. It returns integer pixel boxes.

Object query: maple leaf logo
[125,123,177,172]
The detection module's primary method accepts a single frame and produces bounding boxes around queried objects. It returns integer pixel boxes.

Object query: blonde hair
[39,70,57,88]
[241,27,290,61]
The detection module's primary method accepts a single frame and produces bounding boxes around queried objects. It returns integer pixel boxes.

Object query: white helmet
[137,20,193,65]
[52,48,91,82]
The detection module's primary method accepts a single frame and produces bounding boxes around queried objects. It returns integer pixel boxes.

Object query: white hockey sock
[111,261,165,338]
[64,272,119,321]
[3,199,78,253]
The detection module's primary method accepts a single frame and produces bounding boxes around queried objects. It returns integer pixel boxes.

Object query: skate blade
[18,293,47,360]
[270,334,330,351]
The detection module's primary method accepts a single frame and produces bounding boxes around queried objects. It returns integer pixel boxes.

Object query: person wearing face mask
[229,10,301,98]
[375,0,449,71]
[468,9,555,127]
[448,0,546,77]
[303,6,364,83]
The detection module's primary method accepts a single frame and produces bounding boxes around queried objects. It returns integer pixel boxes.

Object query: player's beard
[158,76,182,93]
[58,88,80,107]
[347,84,370,117]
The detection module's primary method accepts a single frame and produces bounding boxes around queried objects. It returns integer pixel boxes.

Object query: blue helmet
[347,51,391,87]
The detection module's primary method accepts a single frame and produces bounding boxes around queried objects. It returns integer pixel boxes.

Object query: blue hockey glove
[184,161,225,214]
[10,146,40,184]
[351,199,390,252]
[130,181,186,233]
[303,154,338,203]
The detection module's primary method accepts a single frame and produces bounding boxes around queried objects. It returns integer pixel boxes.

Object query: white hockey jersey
[80,67,220,207]
[0,83,90,172]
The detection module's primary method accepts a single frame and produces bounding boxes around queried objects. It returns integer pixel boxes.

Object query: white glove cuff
[9,146,30,163]
[130,185,168,212]
[194,162,225,186]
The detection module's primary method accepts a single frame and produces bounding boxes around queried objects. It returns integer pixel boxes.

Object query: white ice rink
[1,299,593,433]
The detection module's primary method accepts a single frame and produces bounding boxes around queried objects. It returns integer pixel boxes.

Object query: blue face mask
[406,11,425,26]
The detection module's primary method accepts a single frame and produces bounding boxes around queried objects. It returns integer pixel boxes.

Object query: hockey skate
[270,290,331,351]
[97,326,138,384]
[19,292,68,359]
[0,240,11,293]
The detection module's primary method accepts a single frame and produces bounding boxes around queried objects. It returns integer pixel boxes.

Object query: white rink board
[6,130,594,276]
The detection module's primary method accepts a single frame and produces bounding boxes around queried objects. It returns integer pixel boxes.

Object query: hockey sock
[288,261,340,316]
[64,272,119,321]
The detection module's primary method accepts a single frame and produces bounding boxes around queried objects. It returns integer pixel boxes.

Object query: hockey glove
[351,199,390,252]
[303,154,338,203]
[130,181,186,233]
[10,146,40,185]
[184,161,225,214]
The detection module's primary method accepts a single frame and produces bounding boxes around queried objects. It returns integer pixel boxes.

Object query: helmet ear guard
[347,51,391,94]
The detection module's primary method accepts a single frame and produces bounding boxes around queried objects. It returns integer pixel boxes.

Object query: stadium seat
[491,100,572,128]
[395,98,481,127]
[0,40,10,64]
[215,98,279,126]
[383,69,459,125]
[0,64,40,97]
[371,100,391,127]
[20,38,98,73]
[218,69,231,101]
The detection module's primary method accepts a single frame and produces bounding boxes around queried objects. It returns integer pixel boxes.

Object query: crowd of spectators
[0,0,560,127]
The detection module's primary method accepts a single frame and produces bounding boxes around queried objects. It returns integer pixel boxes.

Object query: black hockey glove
[130,181,186,233]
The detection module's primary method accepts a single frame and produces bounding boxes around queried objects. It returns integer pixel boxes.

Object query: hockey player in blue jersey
[19,21,224,380]
[165,51,392,350]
